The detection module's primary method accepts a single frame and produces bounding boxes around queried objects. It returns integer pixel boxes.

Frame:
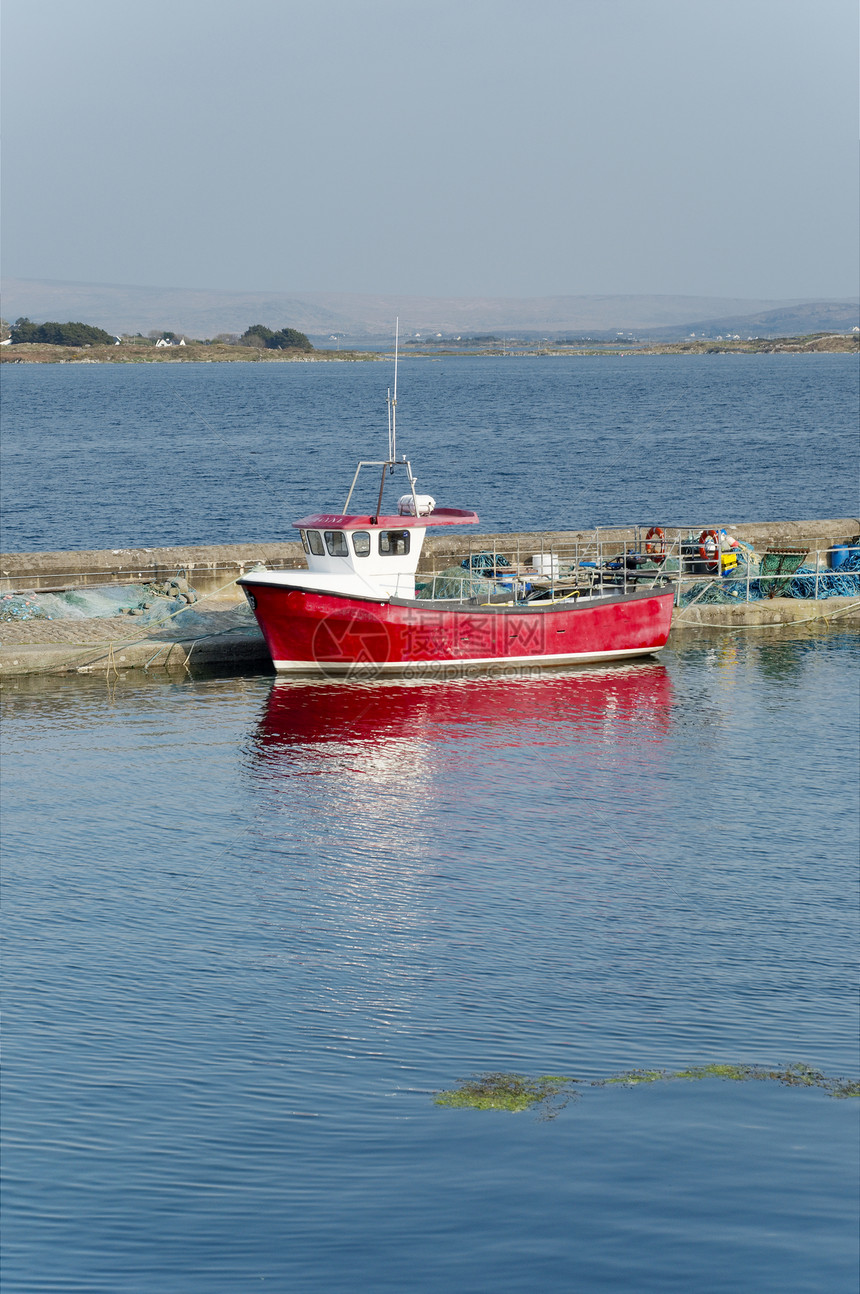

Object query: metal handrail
[423,538,858,606]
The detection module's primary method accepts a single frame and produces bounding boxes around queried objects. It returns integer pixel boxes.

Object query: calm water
[1,354,858,551]
[2,631,858,1292]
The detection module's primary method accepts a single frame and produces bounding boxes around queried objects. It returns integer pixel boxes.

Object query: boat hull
[238,579,676,676]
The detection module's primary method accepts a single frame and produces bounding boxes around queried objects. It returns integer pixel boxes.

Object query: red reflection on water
[255,661,673,753]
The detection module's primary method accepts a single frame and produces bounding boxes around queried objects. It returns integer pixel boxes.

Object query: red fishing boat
[239,339,674,676]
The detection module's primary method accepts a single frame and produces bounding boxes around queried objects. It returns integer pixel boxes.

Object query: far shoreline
[1,333,857,364]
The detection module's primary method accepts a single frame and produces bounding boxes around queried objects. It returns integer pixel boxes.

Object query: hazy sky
[2,0,858,300]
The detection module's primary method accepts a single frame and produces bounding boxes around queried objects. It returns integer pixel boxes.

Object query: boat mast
[387,317,399,464]
[363,318,418,523]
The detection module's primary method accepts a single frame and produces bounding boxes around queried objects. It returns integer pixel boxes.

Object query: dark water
[2,631,858,1292]
[1,354,858,551]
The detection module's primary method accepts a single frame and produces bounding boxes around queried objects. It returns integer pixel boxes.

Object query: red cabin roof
[293,508,479,530]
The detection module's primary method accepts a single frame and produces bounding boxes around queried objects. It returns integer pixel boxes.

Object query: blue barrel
[830,544,852,570]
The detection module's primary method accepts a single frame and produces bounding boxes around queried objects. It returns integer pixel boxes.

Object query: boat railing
[342,457,421,523]
[418,532,859,607]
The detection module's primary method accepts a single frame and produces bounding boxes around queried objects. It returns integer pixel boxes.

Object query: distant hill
[649,301,860,340]
[2,278,857,341]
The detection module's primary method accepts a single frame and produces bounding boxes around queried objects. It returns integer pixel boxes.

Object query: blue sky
[2,0,858,299]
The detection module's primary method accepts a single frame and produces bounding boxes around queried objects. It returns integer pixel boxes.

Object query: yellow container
[721,552,738,572]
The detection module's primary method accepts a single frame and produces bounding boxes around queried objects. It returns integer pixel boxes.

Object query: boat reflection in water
[246,662,675,951]
[253,660,673,765]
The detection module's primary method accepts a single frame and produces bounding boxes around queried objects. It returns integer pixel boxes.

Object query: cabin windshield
[324,531,349,557]
[352,532,371,556]
[306,530,325,556]
[379,530,410,556]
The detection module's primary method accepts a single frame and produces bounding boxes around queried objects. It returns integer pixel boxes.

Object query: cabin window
[306,530,325,556]
[299,530,310,554]
[352,531,371,556]
[379,529,410,556]
[324,530,349,557]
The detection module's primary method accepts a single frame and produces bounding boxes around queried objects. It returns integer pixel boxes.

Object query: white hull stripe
[271,645,663,674]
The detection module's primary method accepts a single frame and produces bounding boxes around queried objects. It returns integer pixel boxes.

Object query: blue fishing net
[0,580,197,623]
[461,552,512,575]
[679,550,859,606]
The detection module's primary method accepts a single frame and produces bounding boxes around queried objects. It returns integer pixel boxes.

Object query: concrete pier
[1,518,857,677]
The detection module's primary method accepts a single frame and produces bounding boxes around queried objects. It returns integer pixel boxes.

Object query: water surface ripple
[2,633,858,1291]
[2,354,857,550]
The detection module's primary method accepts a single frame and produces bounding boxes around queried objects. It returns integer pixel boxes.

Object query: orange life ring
[698,529,720,572]
[645,526,666,561]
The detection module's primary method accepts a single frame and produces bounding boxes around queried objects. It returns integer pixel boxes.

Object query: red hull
[239,579,675,675]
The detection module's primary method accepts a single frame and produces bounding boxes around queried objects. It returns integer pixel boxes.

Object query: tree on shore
[240,324,313,351]
[269,327,313,351]
[12,318,115,347]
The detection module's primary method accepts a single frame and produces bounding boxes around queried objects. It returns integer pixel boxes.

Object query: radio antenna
[387,318,399,465]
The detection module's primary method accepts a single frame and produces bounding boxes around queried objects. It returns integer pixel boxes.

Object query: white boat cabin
[294,505,478,598]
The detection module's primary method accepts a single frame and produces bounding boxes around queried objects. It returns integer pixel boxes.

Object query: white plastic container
[398,493,436,517]
[532,554,560,577]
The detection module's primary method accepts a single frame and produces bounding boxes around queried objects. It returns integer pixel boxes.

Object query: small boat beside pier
[238,335,675,676]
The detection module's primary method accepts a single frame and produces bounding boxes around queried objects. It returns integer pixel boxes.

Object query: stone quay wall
[2,519,857,598]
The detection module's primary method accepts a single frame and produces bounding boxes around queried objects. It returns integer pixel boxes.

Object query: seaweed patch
[433,1072,579,1119]
[597,1062,860,1097]
[434,1063,858,1117]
